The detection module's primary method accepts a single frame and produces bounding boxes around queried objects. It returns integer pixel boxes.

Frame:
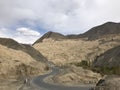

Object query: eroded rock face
[93,46,120,67]
[95,76,120,90]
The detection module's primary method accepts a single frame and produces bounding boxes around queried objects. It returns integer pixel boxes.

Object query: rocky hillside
[0,38,24,50]
[33,22,120,66]
[95,76,120,90]
[34,22,120,43]
[33,22,120,86]
[34,31,66,44]
[67,22,120,40]
[33,34,120,66]
[81,22,120,40]
[93,46,120,67]
[45,65,102,86]
[0,38,47,62]
[0,38,48,80]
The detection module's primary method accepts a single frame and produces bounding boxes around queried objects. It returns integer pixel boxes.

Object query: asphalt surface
[33,66,94,90]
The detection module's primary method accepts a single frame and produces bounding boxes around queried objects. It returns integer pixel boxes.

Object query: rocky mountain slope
[81,22,120,40]
[95,76,120,90]
[0,38,48,80]
[67,22,120,40]
[1,22,120,89]
[93,46,120,67]
[34,22,120,43]
[33,22,120,86]
[34,31,66,44]
[33,22,120,66]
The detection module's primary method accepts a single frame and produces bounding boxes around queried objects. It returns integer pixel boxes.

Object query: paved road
[33,66,94,90]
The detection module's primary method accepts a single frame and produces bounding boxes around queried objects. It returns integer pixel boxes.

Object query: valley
[0,22,120,90]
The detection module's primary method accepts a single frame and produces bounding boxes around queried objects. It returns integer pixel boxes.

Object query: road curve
[33,66,94,90]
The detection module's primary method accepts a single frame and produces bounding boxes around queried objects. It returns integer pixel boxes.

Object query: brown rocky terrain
[66,22,120,40]
[93,46,120,67]
[81,22,120,40]
[0,38,49,90]
[34,22,120,66]
[33,22,120,86]
[34,22,120,42]
[33,35,120,66]
[0,38,49,80]
[45,65,102,86]
[0,22,120,89]
[94,75,120,90]
[34,31,66,44]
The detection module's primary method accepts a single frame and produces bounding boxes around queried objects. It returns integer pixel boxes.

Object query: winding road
[33,63,94,90]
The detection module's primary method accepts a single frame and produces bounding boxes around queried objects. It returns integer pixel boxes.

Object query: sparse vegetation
[0,44,48,80]
[92,66,120,75]
[34,34,120,66]
[70,60,90,69]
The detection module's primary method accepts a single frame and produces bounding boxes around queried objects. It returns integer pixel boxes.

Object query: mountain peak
[82,22,120,40]
[33,31,66,44]
[104,22,118,25]
[34,22,120,44]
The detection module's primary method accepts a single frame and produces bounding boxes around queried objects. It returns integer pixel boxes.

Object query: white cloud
[0,0,120,35]
[16,27,40,36]
[0,27,41,44]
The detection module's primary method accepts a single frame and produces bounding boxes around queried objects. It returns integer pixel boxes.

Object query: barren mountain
[67,22,120,40]
[34,22,120,43]
[93,46,120,67]
[34,31,66,44]
[33,22,120,86]
[0,38,48,80]
[81,22,120,40]
[33,22,120,65]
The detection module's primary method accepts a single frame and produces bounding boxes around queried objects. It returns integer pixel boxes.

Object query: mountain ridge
[34,22,120,44]
[0,38,47,62]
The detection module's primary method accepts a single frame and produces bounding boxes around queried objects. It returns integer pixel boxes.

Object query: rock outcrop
[93,46,120,67]
[95,76,120,90]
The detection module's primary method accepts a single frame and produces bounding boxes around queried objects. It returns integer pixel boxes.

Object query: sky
[0,0,120,44]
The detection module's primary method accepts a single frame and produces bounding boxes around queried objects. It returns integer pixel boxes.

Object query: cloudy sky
[0,0,120,44]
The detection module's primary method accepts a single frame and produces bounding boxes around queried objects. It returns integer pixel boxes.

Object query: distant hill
[93,46,120,67]
[0,38,47,62]
[33,22,120,65]
[34,22,120,43]
[66,34,82,39]
[34,31,66,44]
[81,22,120,40]
[67,22,120,40]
